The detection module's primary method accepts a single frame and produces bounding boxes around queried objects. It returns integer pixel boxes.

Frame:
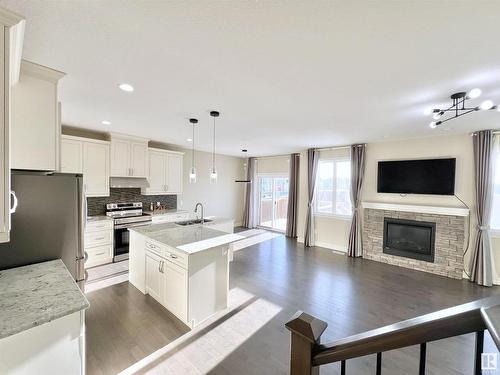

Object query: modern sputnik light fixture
[188,118,198,183]
[426,88,498,129]
[209,111,219,183]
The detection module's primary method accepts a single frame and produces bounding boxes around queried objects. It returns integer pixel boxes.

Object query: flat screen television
[377,158,456,195]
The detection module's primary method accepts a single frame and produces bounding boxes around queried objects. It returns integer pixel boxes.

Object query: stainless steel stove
[106,202,152,262]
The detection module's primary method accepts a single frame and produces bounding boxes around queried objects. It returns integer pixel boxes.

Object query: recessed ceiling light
[187,138,193,142]
[101,120,111,125]
[118,83,134,92]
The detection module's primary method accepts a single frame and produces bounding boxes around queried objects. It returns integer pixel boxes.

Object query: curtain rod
[315,143,366,151]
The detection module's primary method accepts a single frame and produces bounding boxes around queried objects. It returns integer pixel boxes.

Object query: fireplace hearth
[383,218,436,262]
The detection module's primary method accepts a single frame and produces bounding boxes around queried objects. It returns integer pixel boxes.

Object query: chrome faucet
[194,202,204,223]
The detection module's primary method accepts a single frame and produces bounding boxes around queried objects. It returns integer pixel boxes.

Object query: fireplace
[383,218,436,262]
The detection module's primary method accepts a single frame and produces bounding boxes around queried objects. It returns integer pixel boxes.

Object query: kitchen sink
[175,219,213,226]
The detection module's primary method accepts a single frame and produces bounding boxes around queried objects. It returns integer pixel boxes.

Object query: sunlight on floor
[118,287,282,375]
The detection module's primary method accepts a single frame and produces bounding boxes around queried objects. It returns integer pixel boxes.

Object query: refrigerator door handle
[10,191,18,213]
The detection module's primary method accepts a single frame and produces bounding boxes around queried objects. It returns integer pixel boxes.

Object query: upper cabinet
[61,135,110,197]
[142,148,183,195]
[11,60,65,171]
[110,133,149,178]
[0,8,25,243]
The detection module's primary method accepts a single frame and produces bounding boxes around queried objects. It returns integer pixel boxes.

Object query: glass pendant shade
[209,166,218,183]
[189,166,197,183]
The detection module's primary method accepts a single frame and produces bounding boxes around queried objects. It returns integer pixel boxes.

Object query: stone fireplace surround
[362,202,469,279]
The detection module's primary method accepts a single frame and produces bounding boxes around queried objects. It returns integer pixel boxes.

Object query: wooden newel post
[285,311,328,375]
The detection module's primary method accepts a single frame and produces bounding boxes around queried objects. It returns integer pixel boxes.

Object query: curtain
[242,157,257,228]
[304,149,319,247]
[347,144,366,257]
[470,130,494,286]
[286,153,300,238]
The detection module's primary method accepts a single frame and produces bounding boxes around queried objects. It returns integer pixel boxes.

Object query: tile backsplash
[87,188,177,216]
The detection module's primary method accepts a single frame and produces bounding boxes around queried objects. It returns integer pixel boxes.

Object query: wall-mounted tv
[377,158,456,195]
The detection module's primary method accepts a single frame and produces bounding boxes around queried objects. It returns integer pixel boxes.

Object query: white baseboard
[234,221,243,227]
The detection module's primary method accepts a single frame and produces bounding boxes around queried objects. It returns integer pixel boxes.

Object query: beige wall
[296,134,500,282]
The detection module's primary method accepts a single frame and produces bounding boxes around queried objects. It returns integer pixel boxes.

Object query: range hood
[110,177,150,189]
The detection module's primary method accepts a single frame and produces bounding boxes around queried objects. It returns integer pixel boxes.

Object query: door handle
[10,191,18,213]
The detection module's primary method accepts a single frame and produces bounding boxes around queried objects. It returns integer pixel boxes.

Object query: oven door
[113,221,151,262]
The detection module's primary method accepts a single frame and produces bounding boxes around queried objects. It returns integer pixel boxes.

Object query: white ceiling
[1,0,500,156]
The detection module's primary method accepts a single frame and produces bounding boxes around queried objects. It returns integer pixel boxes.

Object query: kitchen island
[129,222,243,328]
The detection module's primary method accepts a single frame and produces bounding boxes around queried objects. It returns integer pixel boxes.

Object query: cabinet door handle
[94,237,105,241]
[10,191,18,213]
[170,254,178,259]
[158,260,161,272]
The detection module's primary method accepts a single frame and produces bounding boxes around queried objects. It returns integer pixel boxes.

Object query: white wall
[296,134,500,280]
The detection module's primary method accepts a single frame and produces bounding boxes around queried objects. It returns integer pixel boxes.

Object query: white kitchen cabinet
[60,137,83,173]
[145,251,165,303]
[0,311,85,375]
[0,10,25,243]
[85,219,113,268]
[164,259,188,321]
[83,140,110,197]
[11,60,65,171]
[166,153,183,193]
[110,133,149,178]
[142,148,183,195]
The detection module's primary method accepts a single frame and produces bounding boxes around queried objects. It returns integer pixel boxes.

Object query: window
[314,158,352,217]
[491,143,500,230]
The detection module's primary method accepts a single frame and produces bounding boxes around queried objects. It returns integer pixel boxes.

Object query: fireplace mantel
[362,201,469,217]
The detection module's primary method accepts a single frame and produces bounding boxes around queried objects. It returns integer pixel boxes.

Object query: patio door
[258,175,289,231]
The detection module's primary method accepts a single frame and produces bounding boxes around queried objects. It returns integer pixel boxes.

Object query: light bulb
[189,167,197,183]
[423,108,433,116]
[209,167,218,183]
[480,100,494,110]
[468,88,481,99]
[429,122,437,129]
[432,112,441,120]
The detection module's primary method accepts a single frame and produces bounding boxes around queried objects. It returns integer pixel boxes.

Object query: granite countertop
[0,260,89,339]
[130,223,244,254]
[87,215,113,222]
[144,209,189,216]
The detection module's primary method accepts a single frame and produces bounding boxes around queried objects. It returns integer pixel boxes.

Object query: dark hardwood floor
[85,234,500,374]
[85,281,189,375]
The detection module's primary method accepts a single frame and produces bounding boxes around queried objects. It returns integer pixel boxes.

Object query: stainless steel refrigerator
[0,171,86,289]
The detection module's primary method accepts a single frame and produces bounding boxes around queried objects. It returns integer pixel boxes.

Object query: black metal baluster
[341,360,346,375]
[376,352,382,375]
[419,342,427,375]
[474,330,484,375]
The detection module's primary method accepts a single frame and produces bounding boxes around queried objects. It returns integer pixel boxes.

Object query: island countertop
[130,222,244,254]
[0,259,89,339]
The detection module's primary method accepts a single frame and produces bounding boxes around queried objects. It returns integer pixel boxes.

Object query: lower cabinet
[145,249,188,323]
[164,260,188,321]
[0,311,85,375]
[145,251,164,303]
[84,219,113,268]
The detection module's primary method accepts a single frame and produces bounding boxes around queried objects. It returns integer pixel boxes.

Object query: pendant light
[209,111,219,183]
[188,118,198,183]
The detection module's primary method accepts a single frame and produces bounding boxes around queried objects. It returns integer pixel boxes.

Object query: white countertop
[0,260,89,339]
[130,219,243,254]
[144,209,189,217]
[87,215,113,222]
